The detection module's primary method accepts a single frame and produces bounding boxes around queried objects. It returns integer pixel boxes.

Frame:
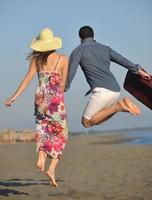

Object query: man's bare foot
[46,170,58,187]
[118,97,141,115]
[37,150,47,172]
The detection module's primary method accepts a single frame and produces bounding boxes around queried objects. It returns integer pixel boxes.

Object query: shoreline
[0,133,152,200]
[0,134,152,200]
[0,129,152,145]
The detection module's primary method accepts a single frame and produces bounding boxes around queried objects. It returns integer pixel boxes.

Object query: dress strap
[53,55,61,72]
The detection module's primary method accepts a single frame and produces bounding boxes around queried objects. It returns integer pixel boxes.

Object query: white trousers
[83,87,120,119]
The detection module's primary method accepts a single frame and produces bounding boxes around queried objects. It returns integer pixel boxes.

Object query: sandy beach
[0,133,152,200]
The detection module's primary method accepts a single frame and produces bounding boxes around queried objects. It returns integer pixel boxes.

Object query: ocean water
[122,129,152,145]
[72,128,152,145]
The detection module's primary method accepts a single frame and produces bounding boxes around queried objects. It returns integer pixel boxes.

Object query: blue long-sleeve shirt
[65,38,139,94]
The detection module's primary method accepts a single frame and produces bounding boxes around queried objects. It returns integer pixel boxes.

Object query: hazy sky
[0,0,152,132]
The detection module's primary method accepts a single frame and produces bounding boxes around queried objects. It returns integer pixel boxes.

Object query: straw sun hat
[30,28,62,52]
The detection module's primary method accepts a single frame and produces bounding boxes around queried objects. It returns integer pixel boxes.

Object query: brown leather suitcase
[124,69,152,110]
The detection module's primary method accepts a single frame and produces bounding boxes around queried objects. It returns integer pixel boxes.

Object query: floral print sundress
[34,56,68,159]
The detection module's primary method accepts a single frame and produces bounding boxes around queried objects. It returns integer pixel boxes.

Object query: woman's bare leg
[46,158,59,187]
[82,96,141,127]
[37,150,47,172]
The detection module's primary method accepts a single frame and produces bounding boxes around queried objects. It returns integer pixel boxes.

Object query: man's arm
[109,47,140,73]
[64,49,81,91]
[109,47,151,79]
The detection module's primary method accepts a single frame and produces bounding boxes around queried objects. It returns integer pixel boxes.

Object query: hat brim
[30,37,62,52]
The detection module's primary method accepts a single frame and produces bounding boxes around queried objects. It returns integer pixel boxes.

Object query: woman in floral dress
[4,28,68,187]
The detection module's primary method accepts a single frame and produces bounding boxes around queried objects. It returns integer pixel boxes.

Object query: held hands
[138,69,151,80]
[4,97,16,107]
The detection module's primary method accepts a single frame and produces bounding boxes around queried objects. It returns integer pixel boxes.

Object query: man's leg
[82,96,141,128]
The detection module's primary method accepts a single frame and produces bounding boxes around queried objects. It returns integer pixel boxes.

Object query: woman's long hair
[26,50,55,70]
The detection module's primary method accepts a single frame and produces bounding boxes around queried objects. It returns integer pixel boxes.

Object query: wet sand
[0,133,152,200]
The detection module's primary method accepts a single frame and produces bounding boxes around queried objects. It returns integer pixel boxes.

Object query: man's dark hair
[79,26,94,40]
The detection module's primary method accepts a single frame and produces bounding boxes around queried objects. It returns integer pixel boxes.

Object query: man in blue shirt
[65,26,150,128]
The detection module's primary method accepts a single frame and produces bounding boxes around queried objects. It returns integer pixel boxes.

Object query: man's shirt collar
[81,37,95,44]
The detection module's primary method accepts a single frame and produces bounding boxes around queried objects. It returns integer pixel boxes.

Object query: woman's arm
[4,58,37,107]
[60,56,69,92]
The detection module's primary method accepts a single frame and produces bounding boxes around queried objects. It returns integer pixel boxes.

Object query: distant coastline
[1,126,152,135]
[70,126,152,136]
[0,127,152,145]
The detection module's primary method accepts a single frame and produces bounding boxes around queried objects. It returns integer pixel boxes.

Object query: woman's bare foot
[46,170,58,187]
[37,150,47,172]
[118,97,141,115]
